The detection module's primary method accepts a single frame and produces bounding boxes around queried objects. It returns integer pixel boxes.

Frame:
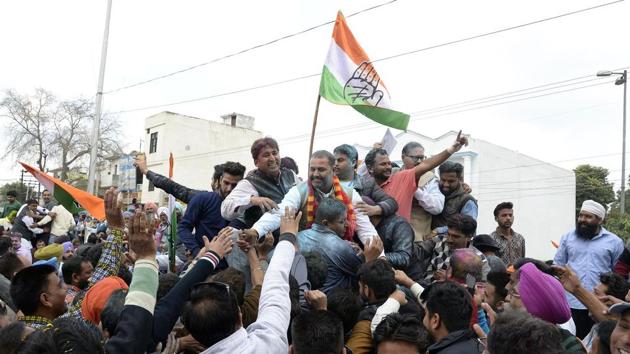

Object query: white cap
[580,200,606,219]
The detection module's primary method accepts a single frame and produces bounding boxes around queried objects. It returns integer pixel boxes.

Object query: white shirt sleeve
[371,298,400,334]
[414,178,444,215]
[252,185,302,237]
[351,191,385,258]
[221,179,259,221]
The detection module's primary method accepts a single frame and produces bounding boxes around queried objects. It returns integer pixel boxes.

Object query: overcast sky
[1,0,629,189]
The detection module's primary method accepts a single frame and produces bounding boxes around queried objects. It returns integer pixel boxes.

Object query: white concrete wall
[360,130,575,261]
[141,112,262,205]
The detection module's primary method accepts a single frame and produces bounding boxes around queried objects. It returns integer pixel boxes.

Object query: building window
[114,164,118,175]
[148,180,155,191]
[149,132,158,154]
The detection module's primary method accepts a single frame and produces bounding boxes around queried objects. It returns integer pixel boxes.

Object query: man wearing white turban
[554,199,624,339]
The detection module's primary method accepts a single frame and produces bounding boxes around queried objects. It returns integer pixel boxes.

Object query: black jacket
[427,330,483,354]
[146,170,203,204]
[355,175,398,217]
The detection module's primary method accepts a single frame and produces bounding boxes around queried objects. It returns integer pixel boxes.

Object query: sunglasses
[404,154,426,162]
[192,281,231,297]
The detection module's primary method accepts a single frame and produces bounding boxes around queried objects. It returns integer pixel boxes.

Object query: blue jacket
[298,223,364,293]
[178,191,228,256]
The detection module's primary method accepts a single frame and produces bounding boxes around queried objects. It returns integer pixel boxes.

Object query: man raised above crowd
[332,144,398,218]
[400,141,445,241]
[242,150,380,248]
[222,137,299,221]
[432,161,477,233]
[364,132,469,222]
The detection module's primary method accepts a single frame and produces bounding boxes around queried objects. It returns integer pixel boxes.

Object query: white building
[141,111,263,204]
[356,130,575,261]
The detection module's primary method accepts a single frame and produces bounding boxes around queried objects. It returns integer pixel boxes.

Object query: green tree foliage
[574,164,615,216]
[604,210,630,242]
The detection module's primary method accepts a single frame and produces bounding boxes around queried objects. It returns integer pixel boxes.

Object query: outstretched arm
[414,131,469,180]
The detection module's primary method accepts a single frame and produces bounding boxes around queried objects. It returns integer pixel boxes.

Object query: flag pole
[308,95,322,158]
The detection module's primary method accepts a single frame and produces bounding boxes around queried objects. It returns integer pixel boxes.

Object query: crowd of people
[0,132,629,354]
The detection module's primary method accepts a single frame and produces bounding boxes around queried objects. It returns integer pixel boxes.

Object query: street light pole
[597,70,628,214]
[621,70,628,214]
[87,0,113,194]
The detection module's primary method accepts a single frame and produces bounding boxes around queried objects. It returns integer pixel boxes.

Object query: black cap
[472,234,500,253]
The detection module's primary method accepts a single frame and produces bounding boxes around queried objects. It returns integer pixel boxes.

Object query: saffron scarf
[306,176,356,240]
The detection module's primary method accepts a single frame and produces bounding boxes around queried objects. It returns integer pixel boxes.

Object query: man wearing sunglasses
[183,206,301,354]
[401,142,445,242]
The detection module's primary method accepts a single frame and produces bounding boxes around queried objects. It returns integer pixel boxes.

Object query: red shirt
[381,168,417,221]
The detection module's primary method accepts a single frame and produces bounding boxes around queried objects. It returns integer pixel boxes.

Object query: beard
[576,221,600,239]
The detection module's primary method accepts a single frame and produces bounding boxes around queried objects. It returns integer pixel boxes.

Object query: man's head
[577,200,605,239]
[309,150,335,192]
[422,281,473,342]
[0,252,25,281]
[438,161,464,196]
[6,191,16,203]
[592,320,616,354]
[373,313,430,354]
[62,256,93,290]
[100,288,127,339]
[594,272,630,300]
[445,214,477,250]
[218,161,246,199]
[281,156,299,175]
[327,287,363,336]
[26,198,38,212]
[471,234,500,257]
[448,248,482,286]
[486,311,563,354]
[357,259,396,302]
[182,281,241,348]
[485,271,510,312]
[333,144,358,181]
[210,267,246,305]
[314,198,347,237]
[493,202,514,229]
[290,310,345,354]
[10,264,67,319]
[211,164,224,192]
[10,233,21,251]
[401,142,425,170]
[605,303,630,354]
[364,148,392,182]
[251,137,281,177]
[506,262,570,325]
[42,190,52,204]
[304,252,327,290]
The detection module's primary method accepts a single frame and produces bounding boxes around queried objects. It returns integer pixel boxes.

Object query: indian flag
[319,11,410,130]
[19,162,105,220]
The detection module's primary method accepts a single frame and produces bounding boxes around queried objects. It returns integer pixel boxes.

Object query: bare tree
[1,89,123,181]
[0,88,56,171]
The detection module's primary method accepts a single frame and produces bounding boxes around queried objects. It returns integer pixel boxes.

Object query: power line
[372,0,623,63]
[103,0,400,95]
[109,0,623,114]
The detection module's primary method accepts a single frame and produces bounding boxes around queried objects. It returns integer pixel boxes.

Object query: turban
[580,200,605,219]
[81,276,129,324]
[145,202,158,211]
[518,262,571,324]
[157,207,170,222]
[62,241,73,253]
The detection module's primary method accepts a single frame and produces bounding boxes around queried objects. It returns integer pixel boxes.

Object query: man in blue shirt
[178,161,246,256]
[297,198,383,294]
[554,199,624,339]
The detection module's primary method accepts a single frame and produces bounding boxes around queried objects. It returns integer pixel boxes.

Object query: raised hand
[104,187,124,229]
[551,265,582,293]
[204,227,233,259]
[394,269,415,288]
[133,153,148,175]
[449,130,469,153]
[255,232,274,260]
[280,206,302,236]
[250,197,278,212]
[305,290,327,310]
[128,211,156,260]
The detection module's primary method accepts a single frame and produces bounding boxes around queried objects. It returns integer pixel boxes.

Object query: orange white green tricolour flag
[319,11,410,131]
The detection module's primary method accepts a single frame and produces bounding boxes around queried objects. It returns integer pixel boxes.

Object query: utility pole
[87,0,113,194]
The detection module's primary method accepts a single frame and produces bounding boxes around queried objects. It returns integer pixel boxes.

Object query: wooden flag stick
[308,94,322,159]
